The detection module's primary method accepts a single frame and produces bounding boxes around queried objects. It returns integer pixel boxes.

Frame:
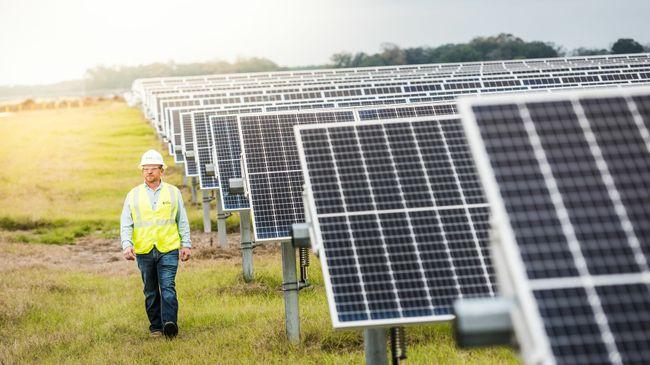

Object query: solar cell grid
[239,111,357,240]
[461,86,650,365]
[191,111,220,189]
[180,112,199,176]
[209,115,250,210]
[295,116,495,328]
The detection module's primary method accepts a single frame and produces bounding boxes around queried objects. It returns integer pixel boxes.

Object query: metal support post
[190,177,198,205]
[215,190,228,248]
[364,328,388,365]
[202,189,211,233]
[240,210,254,282]
[281,241,300,344]
[182,173,187,187]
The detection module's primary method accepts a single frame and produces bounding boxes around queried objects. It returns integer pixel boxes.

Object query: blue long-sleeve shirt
[120,181,192,250]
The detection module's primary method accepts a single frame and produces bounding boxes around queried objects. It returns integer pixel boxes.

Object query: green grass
[0,255,518,364]
[0,103,236,244]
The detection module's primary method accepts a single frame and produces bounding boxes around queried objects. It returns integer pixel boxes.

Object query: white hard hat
[139,149,166,168]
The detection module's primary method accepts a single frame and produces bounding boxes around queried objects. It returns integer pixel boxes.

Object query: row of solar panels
[133,54,650,365]
[145,55,649,155]
[140,53,650,135]
[133,53,650,93]
[137,54,650,244]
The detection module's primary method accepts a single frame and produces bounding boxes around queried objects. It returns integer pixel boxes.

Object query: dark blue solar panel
[297,117,494,328]
[239,111,356,241]
[466,88,650,365]
[191,111,219,189]
[210,115,250,211]
[180,112,198,176]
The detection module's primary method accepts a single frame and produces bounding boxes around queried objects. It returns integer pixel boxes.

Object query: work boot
[150,330,163,338]
[163,321,178,339]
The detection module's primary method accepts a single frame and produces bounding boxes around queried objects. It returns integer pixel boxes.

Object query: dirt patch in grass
[0,231,281,276]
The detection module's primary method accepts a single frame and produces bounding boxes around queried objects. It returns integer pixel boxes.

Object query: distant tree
[611,38,644,54]
[378,43,407,65]
[402,47,428,64]
[83,57,281,90]
[329,33,561,69]
[330,52,353,68]
[468,34,559,60]
[428,44,482,63]
[572,47,609,56]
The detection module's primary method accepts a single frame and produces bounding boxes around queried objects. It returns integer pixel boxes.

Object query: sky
[1,0,649,86]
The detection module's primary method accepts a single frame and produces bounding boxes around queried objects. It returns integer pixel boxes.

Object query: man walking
[121,149,191,338]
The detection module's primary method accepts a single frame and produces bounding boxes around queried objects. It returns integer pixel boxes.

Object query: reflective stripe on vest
[129,182,181,254]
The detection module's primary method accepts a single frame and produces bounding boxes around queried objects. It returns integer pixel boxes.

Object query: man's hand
[123,246,136,261]
[180,247,191,262]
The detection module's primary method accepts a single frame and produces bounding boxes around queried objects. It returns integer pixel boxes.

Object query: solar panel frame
[190,110,221,189]
[459,86,650,365]
[294,115,496,329]
[161,99,202,159]
[209,115,251,211]
[179,112,199,176]
[238,110,359,241]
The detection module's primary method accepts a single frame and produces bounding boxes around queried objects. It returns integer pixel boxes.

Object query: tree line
[330,34,648,68]
[83,34,648,91]
[2,34,648,98]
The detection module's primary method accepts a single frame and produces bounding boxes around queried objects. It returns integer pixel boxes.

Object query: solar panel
[238,110,357,240]
[169,109,185,163]
[180,112,199,176]
[191,111,220,189]
[209,115,250,211]
[460,86,650,365]
[295,116,495,328]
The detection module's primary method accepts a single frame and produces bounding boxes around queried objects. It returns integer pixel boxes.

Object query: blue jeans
[136,247,179,332]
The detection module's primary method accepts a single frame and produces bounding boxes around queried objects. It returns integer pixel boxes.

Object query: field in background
[0,103,518,364]
[0,101,237,244]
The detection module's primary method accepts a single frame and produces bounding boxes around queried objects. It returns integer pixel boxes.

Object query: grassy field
[0,103,519,364]
[0,102,237,244]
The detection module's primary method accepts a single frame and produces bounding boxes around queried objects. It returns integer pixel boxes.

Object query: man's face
[142,164,163,184]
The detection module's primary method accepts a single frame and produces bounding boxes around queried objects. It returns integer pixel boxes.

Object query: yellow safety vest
[129,182,181,254]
